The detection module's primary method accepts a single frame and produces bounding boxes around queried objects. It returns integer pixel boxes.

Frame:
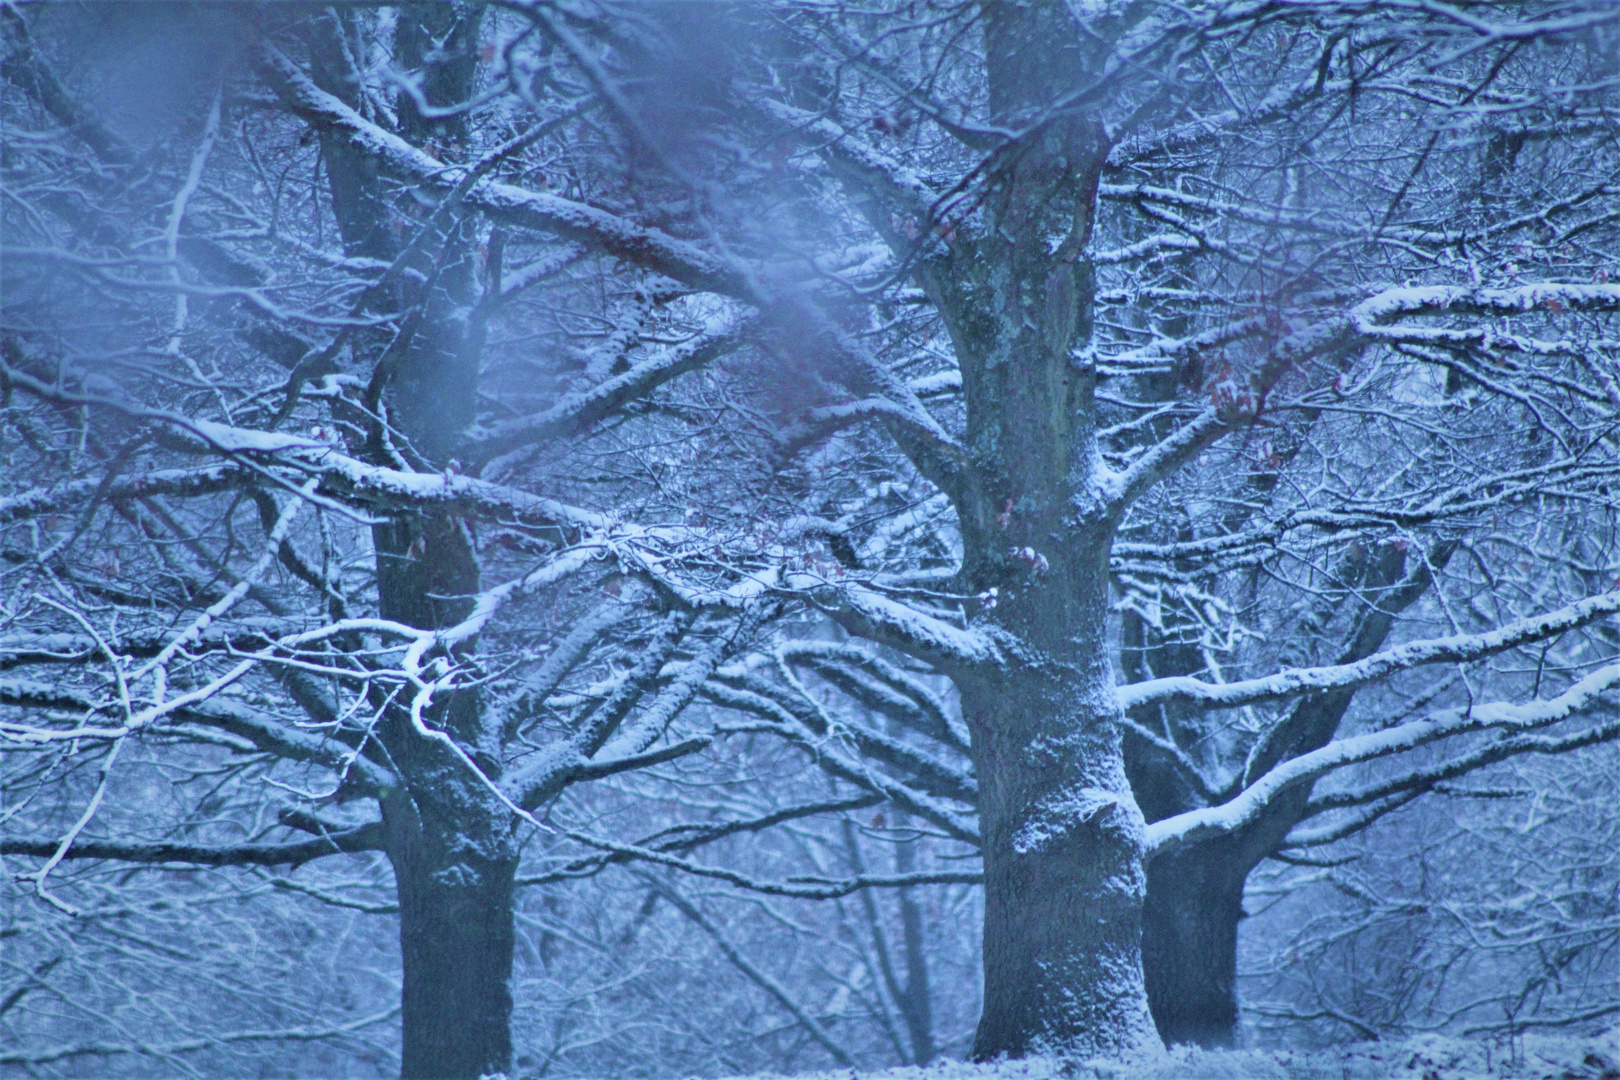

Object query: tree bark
[1140,841,1245,1048]
[387,793,518,1080]
[965,671,1157,1060]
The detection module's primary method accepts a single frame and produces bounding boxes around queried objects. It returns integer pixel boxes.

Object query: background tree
[1243,746,1619,1045]
[0,5,902,1075]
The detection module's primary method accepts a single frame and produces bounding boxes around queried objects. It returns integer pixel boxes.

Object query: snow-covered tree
[1,6,839,1075]
[638,0,1620,1059]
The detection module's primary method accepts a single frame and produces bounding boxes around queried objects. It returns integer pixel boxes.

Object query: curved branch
[1145,664,1620,860]
[804,580,1002,674]
[1299,716,1620,821]
[1120,590,1620,713]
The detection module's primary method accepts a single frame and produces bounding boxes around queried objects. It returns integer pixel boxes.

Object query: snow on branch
[1101,281,1620,422]
[1350,283,1620,346]
[172,698,398,793]
[3,358,618,534]
[802,578,1002,672]
[0,360,606,532]
[1119,590,1620,712]
[300,448,609,533]
[462,311,754,462]
[1093,233,1202,265]
[0,821,386,868]
[259,44,748,298]
[758,98,938,216]
[1144,663,1620,860]
[0,620,303,668]
[1113,456,1618,569]
[571,736,713,782]
[1106,407,1229,512]
[434,544,608,652]
[778,639,969,751]
[1,674,398,792]
[1098,183,1461,248]
[505,611,695,809]
[592,606,772,764]
[798,311,968,493]
[701,679,981,844]
[1298,714,1620,822]
[0,678,98,717]
[0,464,246,525]
[0,1006,400,1068]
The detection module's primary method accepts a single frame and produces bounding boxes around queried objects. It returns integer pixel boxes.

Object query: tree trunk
[1121,608,1247,1048]
[921,1,1162,1057]
[302,12,518,1075]
[1141,841,1245,1048]
[1126,544,1451,1047]
[963,668,1158,1061]
[892,823,937,1065]
[385,792,518,1080]
[374,510,515,1080]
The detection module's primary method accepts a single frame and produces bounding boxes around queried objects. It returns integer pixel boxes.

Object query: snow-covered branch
[1145,663,1620,859]
[0,822,385,868]
[1119,590,1620,712]
[463,311,754,462]
[259,44,749,298]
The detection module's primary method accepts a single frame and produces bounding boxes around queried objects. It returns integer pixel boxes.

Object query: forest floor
[717,1028,1620,1080]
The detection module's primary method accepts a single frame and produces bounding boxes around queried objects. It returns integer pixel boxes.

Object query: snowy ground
[702,1029,1620,1080]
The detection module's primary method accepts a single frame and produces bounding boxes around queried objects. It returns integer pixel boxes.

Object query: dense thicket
[2,2,1616,1077]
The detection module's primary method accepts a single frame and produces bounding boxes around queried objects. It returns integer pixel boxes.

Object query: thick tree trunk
[963,664,1158,1060]
[374,513,516,1080]
[926,1,1162,1055]
[1140,842,1245,1048]
[385,793,518,1080]
[1122,610,1247,1048]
